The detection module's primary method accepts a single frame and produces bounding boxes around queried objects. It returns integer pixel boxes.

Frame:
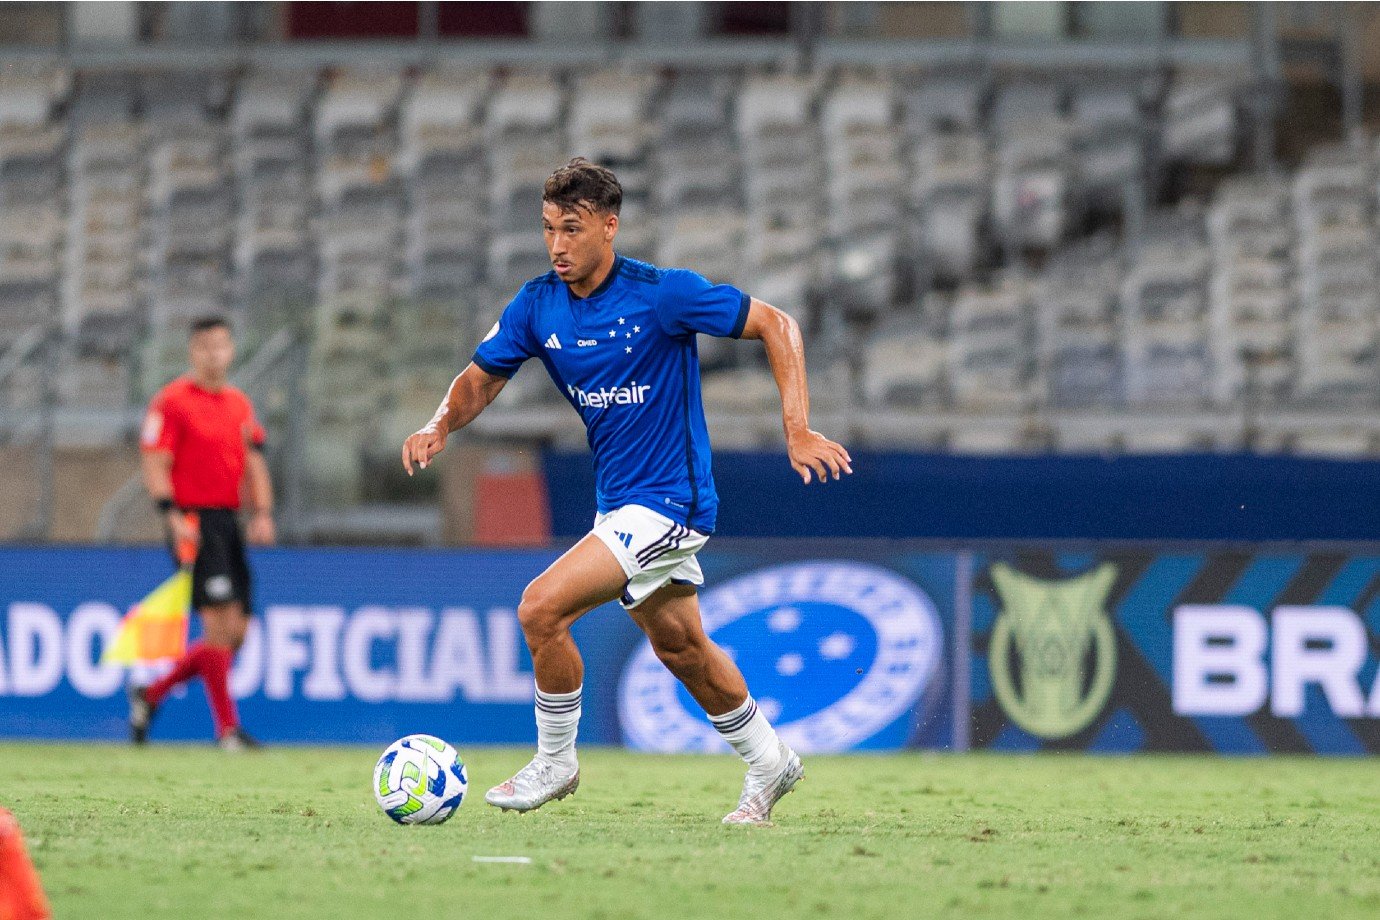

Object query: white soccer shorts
[591,504,709,609]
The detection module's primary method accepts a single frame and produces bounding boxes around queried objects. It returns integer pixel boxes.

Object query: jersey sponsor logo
[544,333,562,350]
[987,563,1118,740]
[566,382,652,409]
[577,339,598,348]
[618,561,944,753]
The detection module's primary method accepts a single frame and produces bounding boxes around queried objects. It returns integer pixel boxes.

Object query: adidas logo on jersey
[613,530,633,549]
[545,333,562,350]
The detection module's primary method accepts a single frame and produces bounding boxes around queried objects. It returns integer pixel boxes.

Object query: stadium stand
[7,51,1380,507]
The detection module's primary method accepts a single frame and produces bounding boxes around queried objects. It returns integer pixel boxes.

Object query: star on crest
[633,325,640,333]
[608,330,616,338]
[618,317,626,325]
[625,346,632,354]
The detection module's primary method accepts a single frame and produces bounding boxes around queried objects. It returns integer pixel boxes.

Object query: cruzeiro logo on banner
[618,561,943,753]
[988,563,1118,740]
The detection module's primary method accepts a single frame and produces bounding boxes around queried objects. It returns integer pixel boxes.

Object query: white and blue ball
[372,734,468,825]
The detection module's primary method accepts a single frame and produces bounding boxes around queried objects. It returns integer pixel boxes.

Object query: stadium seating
[232,68,318,347]
[9,54,1380,489]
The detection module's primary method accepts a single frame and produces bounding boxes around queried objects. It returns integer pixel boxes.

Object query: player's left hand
[247,510,276,546]
[787,429,853,484]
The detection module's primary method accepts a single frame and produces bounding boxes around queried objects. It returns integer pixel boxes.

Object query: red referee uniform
[138,376,265,742]
[141,377,266,509]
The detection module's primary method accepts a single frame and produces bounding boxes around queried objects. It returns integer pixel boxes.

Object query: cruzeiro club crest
[988,562,1118,740]
[618,561,943,753]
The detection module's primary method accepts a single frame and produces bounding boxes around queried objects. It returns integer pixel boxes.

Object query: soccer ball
[372,734,468,825]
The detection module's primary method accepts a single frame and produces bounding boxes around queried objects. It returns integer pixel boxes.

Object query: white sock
[709,696,782,773]
[534,686,581,769]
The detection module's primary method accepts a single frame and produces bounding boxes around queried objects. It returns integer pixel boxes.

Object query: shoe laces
[513,758,559,789]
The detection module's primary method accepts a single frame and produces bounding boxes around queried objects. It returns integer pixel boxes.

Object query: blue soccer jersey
[472,255,750,534]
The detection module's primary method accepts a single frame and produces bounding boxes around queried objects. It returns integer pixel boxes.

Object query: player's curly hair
[543,157,622,215]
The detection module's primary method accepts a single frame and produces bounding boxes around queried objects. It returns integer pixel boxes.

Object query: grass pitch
[6,744,1380,920]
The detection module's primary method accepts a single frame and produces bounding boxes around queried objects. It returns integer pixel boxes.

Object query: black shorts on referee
[169,507,253,614]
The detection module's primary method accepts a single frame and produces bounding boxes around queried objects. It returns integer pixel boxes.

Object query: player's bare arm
[740,298,853,484]
[401,363,508,476]
[140,448,198,550]
[243,448,275,546]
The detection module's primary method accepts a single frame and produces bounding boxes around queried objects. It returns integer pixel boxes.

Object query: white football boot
[722,741,804,826]
[485,757,580,813]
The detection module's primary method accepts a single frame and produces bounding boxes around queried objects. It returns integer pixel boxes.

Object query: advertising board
[0,545,957,750]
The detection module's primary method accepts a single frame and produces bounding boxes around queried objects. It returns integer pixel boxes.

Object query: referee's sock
[198,645,239,737]
[143,643,239,735]
[144,641,207,707]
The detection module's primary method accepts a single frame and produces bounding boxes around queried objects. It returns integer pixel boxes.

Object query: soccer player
[128,316,275,751]
[402,158,851,826]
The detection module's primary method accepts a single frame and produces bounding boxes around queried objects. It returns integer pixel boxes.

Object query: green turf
[6,744,1380,919]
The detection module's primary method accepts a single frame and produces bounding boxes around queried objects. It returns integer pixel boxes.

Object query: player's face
[542,201,617,287]
[189,327,235,383]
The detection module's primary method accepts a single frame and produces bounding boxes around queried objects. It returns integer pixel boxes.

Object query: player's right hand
[787,428,853,485]
[402,425,447,476]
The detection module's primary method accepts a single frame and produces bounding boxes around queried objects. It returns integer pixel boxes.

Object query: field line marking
[472,856,533,864]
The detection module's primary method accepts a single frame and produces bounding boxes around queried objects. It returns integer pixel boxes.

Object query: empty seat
[991,82,1064,133]
[949,281,1033,411]
[0,63,67,129]
[487,71,564,141]
[315,67,404,153]
[898,70,985,133]
[861,320,947,408]
[569,69,657,162]
[233,70,318,136]
[1161,70,1241,165]
[992,118,1070,249]
[1073,84,1145,202]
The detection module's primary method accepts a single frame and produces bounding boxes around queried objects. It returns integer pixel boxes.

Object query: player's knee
[228,615,249,651]
[651,629,707,677]
[517,584,564,645]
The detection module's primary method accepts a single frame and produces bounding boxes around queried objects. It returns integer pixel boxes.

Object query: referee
[129,316,274,750]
